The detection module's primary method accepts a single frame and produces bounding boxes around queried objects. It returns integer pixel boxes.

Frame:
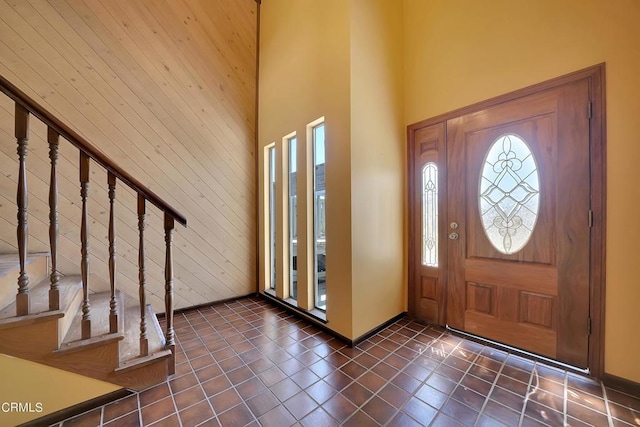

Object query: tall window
[268,146,276,289]
[288,137,298,299]
[313,124,326,310]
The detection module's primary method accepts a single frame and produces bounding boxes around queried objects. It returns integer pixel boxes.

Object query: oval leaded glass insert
[479,134,539,254]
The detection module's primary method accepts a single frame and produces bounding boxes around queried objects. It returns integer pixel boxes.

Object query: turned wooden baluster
[164,213,176,374]
[108,172,118,333]
[80,152,91,339]
[48,127,61,311]
[138,195,148,357]
[15,104,30,316]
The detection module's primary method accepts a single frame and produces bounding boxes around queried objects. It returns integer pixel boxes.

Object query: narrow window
[268,146,276,289]
[313,124,326,310]
[422,162,438,267]
[288,137,298,299]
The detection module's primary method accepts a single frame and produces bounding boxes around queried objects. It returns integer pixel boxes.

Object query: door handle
[449,232,459,240]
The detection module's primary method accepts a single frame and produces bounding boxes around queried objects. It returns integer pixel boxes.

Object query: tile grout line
[53,298,640,427]
[434,340,485,426]
[178,309,218,425]
[472,348,509,427]
[197,302,257,424]
[378,324,474,426]
[380,323,452,426]
[252,301,311,426]
[516,360,537,427]
[601,381,616,427]
[216,300,302,426]
[563,372,568,427]
[256,299,328,426]
[432,335,488,424]
[227,301,277,426]
[136,393,143,427]
[351,321,434,426]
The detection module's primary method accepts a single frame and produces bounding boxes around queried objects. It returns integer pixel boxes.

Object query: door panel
[409,122,446,325]
[446,80,590,367]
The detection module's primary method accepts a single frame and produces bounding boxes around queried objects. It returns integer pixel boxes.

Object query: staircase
[0,75,187,391]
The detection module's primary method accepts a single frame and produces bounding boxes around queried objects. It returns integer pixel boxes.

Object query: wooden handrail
[0,74,187,227]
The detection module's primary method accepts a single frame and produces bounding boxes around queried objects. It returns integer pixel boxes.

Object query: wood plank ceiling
[0,0,257,311]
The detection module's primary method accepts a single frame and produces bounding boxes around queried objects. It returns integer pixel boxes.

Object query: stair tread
[60,291,165,366]
[0,253,49,279]
[116,349,171,374]
[119,304,166,363]
[0,270,170,389]
[62,290,125,345]
[0,276,81,321]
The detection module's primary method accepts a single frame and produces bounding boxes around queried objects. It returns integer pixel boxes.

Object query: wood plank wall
[0,0,257,312]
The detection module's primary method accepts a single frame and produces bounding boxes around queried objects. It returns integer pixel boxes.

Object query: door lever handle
[449,232,459,240]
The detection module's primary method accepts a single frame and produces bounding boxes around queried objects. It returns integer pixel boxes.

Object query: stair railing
[1,74,187,374]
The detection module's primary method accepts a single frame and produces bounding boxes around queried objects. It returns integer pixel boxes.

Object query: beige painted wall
[259,0,406,339]
[259,0,353,337]
[0,353,120,425]
[350,0,405,338]
[403,0,640,383]
[0,0,257,311]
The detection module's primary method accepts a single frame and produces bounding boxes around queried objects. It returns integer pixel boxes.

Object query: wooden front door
[408,66,605,372]
[446,80,591,368]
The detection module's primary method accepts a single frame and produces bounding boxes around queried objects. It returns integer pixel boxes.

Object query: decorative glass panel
[421,163,438,267]
[479,134,540,254]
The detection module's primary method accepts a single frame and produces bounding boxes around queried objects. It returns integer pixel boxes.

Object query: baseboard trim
[352,312,407,346]
[258,292,349,342]
[19,389,132,427]
[259,292,406,348]
[604,373,640,397]
[157,293,258,318]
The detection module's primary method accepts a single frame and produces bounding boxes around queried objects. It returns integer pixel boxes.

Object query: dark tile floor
[54,297,639,426]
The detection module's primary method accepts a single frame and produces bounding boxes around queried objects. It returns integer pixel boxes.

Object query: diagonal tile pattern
[54,297,640,426]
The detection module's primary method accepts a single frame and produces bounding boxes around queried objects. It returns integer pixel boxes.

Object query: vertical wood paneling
[0,0,257,311]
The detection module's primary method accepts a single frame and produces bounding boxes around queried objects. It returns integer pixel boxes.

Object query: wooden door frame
[407,64,606,378]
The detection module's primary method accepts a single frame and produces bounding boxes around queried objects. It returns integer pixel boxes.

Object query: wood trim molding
[156,293,258,317]
[604,373,640,398]
[260,291,328,323]
[407,63,606,378]
[586,64,607,379]
[352,312,407,346]
[407,64,606,132]
[261,291,406,347]
[19,389,131,427]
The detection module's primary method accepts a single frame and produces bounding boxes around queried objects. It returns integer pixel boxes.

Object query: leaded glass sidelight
[479,134,540,254]
[422,162,438,267]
